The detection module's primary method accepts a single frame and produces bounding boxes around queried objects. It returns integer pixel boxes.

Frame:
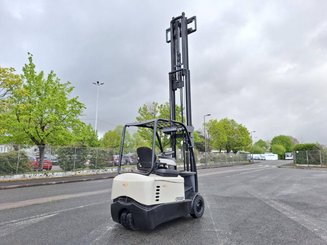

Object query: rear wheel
[190,194,205,218]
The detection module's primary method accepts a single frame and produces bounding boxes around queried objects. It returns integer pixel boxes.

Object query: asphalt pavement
[1,160,327,245]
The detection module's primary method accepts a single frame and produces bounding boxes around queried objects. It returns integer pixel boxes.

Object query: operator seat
[137,147,154,170]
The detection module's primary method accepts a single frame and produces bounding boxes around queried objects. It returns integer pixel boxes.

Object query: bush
[54,147,115,171]
[55,147,89,171]
[250,145,265,154]
[293,144,323,165]
[88,148,114,169]
[271,144,286,159]
[294,150,323,165]
[293,143,321,151]
[0,151,30,175]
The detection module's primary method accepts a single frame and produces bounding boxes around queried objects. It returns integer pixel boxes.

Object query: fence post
[73,147,76,171]
[96,148,98,169]
[16,145,20,174]
[294,151,296,164]
[306,150,309,167]
[320,150,322,167]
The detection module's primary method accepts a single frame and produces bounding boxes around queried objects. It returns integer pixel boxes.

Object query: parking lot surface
[1,161,327,245]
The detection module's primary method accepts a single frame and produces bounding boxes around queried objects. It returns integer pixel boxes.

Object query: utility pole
[93,81,104,132]
[203,113,211,168]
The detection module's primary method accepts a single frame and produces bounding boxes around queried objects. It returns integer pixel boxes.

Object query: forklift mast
[166,12,197,156]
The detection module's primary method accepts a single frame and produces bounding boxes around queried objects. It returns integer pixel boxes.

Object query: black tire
[119,210,137,230]
[190,194,205,218]
[120,210,128,228]
[126,212,137,231]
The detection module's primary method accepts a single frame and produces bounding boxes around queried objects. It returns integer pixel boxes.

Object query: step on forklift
[111,12,204,230]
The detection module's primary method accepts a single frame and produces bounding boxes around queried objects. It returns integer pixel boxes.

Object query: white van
[285,152,293,160]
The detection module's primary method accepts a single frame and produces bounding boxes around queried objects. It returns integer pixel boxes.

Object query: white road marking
[0,201,108,238]
[248,189,327,242]
[0,213,57,238]
[89,223,117,245]
[224,168,270,177]
[0,189,111,211]
[0,201,108,226]
[199,167,270,178]
[203,193,220,241]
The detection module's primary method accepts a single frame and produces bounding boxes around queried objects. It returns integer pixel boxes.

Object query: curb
[278,164,327,170]
[0,173,116,190]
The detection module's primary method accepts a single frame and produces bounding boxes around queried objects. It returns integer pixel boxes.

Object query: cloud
[1,0,327,144]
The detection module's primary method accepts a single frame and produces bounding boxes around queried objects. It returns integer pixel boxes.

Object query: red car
[30,157,53,170]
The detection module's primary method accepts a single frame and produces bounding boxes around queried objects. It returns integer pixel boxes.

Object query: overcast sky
[1,0,327,144]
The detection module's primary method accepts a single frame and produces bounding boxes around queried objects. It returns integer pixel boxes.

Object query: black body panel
[111,197,192,230]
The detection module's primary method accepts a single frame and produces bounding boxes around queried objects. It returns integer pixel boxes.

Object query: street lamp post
[93,81,104,132]
[203,113,211,168]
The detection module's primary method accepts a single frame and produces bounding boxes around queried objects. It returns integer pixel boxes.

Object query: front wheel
[119,210,137,230]
[190,194,205,218]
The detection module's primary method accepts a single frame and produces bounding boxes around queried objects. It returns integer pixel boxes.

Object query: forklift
[111,12,204,230]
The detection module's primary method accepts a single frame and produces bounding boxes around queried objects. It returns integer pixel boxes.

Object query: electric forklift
[111,13,204,230]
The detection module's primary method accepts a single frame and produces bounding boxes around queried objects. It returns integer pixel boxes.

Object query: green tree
[207,119,227,152]
[130,131,151,149]
[249,145,265,154]
[71,123,99,147]
[0,67,21,99]
[207,118,251,153]
[194,131,205,152]
[0,54,85,169]
[254,139,269,151]
[136,102,182,122]
[289,136,300,146]
[271,135,294,152]
[293,143,321,151]
[233,124,252,152]
[136,102,182,149]
[101,126,124,153]
[100,125,136,154]
[271,144,286,159]
[0,67,22,139]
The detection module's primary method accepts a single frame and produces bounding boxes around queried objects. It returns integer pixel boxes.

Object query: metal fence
[0,145,251,176]
[197,152,249,167]
[294,150,327,166]
[0,145,119,175]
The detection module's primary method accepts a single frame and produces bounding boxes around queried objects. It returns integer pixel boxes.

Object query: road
[1,161,327,245]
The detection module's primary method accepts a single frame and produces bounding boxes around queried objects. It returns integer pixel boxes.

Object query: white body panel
[111,173,185,205]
